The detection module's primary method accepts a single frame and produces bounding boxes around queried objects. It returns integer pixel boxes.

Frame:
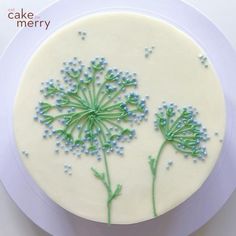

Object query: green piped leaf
[109,184,122,203]
[148,156,156,176]
[91,168,105,181]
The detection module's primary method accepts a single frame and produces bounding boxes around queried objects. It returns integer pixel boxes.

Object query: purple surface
[0,0,236,235]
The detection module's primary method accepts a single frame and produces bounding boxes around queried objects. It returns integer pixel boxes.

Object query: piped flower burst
[148,102,209,218]
[154,102,208,159]
[35,57,148,158]
[34,57,148,224]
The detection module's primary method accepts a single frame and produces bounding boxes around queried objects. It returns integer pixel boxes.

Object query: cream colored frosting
[13,12,225,224]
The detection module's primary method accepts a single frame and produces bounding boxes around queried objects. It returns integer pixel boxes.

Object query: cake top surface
[14,12,225,224]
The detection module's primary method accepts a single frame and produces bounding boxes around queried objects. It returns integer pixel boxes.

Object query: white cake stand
[0,0,236,235]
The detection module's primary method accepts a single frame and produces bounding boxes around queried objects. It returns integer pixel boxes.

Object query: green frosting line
[150,141,167,217]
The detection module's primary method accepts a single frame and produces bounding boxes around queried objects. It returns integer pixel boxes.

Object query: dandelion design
[148,102,209,217]
[34,57,148,223]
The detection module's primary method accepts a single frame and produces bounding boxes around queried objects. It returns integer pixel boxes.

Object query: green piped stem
[91,72,98,108]
[95,81,106,104]
[100,87,124,108]
[98,128,113,224]
[102,149,112,224]
[92,132,122,224]
[151,140,167,217]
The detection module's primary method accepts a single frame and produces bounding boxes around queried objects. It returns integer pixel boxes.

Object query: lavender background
[0,0,236,236]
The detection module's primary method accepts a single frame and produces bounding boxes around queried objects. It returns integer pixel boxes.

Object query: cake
[13,12,225,224]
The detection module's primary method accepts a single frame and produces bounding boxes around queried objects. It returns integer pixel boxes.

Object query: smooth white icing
[13,12,225,224]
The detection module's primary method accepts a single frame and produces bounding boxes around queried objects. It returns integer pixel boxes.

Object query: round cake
[13,12,225,224]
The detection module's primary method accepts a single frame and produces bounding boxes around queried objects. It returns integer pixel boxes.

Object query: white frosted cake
[13,12,225,224]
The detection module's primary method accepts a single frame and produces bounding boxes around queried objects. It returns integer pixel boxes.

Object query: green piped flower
[34,57,148,224]
[154,103,208,158]
[148,102,208,218]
